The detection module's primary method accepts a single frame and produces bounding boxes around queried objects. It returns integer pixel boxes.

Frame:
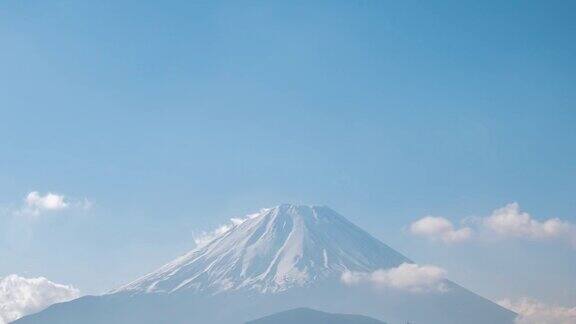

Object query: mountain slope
[15,204,516,324]
[116,204,410,294]
[246,307,386,324]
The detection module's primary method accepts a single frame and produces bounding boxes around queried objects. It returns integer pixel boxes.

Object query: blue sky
[0,0,575,309]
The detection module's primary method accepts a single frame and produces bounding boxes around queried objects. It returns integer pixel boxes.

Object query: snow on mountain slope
[115,204,410,294]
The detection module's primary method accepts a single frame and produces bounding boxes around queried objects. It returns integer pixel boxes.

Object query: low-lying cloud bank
[409,203,576,247]
[0,274,80,324]
[341,262,447,293]
[499,297,576,324]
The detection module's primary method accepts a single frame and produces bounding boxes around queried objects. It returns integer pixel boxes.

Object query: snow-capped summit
[116,204,410,294]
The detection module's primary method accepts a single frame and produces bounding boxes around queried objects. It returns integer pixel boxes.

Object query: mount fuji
[15,204,516,324]
[116,204,411,295]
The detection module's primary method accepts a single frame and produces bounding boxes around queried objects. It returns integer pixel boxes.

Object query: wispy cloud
[409,216,473,243]
[193,210,265,248]
[341,263,447,293]
[193,223,235,247]
[0,274,80,324]
[2,191,93,250]
[498,297,576,324]
[409,203,576,247]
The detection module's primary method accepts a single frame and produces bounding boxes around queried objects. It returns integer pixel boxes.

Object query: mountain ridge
[245,307,386,324]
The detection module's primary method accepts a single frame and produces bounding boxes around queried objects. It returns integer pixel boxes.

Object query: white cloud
[408,203,576,247]
[15,191,92,219]
[0,274,80,324]
[409,216,473,243]
[484,203,575,245]
[498,298,576,324]
[341,263,447,293]
[25,192,68,211]
[193,210,265,248]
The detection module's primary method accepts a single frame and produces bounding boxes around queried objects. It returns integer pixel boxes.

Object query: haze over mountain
[15,205,516,324]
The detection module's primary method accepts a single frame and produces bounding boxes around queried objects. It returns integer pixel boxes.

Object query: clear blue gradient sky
[1,0,575,306]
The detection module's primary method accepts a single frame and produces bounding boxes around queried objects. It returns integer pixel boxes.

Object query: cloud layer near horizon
[499,298,576,324]
[0,274,80,324]
[409,203,576,247]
